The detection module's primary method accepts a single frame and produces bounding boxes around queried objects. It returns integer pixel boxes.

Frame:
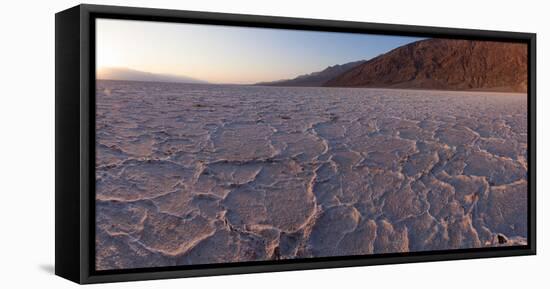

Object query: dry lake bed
[95,80,528,270]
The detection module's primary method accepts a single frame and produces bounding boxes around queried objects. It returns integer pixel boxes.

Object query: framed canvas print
[55,4,536,284]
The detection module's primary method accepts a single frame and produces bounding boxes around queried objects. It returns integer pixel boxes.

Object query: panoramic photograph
[94,18,528,271]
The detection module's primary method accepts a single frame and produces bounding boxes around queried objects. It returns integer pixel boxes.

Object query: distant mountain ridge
[97,67,208,84]
[255,60,365,87]
[325,39,527,92]
[100,39,527,92]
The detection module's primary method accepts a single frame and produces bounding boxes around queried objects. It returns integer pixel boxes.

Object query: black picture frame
[55,4,537,284]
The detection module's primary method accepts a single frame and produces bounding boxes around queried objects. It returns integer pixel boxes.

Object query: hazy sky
[96,19,423,84]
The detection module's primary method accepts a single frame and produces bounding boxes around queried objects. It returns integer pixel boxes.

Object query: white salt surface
[95,80,528,270]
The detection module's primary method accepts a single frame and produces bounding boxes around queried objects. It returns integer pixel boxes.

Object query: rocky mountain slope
[325,39,527,92]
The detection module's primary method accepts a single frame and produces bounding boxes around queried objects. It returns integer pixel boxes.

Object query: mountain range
[257,39,527,93]
[255,60,365,87]
[97,67,208,84]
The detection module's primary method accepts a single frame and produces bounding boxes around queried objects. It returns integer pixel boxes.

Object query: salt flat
[95,80,528,270]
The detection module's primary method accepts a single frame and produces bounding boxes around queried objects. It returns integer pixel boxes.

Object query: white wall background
[0,0,547,287]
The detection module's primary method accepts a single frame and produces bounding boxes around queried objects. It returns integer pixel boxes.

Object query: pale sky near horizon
[96,19,423,84]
